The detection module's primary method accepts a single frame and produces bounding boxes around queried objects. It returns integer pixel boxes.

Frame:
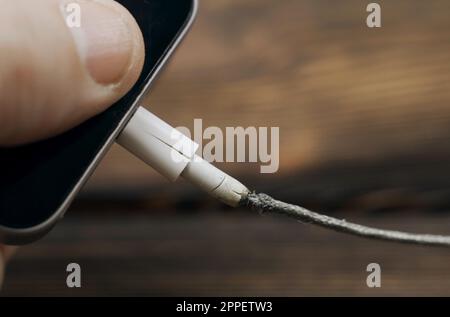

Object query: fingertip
[108,0,146,97]
[0,0,146,146]
[67,0,146,109]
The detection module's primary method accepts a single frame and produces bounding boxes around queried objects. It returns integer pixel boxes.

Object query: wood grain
[89,0,450,189]
[3,212,450,296]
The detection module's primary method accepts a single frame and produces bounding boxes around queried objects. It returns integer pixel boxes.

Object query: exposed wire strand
[241,192,450,248]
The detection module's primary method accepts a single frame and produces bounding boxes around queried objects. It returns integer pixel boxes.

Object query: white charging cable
[117,107,249,207]
[117,107,450,248]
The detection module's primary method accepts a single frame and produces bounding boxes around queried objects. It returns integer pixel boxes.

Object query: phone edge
[0,0,199,245]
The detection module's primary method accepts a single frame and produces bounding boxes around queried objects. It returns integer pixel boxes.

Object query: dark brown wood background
[2,0,450,296]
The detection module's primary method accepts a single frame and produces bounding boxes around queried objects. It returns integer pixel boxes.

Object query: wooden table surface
[90,0,450,188]
[2,210,450,296]
[2,0,450,296]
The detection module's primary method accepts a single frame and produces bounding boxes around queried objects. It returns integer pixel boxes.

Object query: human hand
[0,0,145,286]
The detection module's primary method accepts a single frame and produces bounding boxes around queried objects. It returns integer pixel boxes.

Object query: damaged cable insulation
[241,192,450,248]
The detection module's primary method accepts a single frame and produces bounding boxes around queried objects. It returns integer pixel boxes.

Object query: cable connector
[117,107,249,207]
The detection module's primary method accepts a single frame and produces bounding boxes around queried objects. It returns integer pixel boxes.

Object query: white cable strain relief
[117,107,249,207]
[117,107,198,182]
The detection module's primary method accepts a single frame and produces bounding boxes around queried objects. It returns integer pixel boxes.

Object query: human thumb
[0,0,145,145]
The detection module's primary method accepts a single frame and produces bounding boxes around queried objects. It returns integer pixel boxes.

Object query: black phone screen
[0,0,196,230]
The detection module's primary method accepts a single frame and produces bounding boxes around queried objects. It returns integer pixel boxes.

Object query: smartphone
[0,0,198,245]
